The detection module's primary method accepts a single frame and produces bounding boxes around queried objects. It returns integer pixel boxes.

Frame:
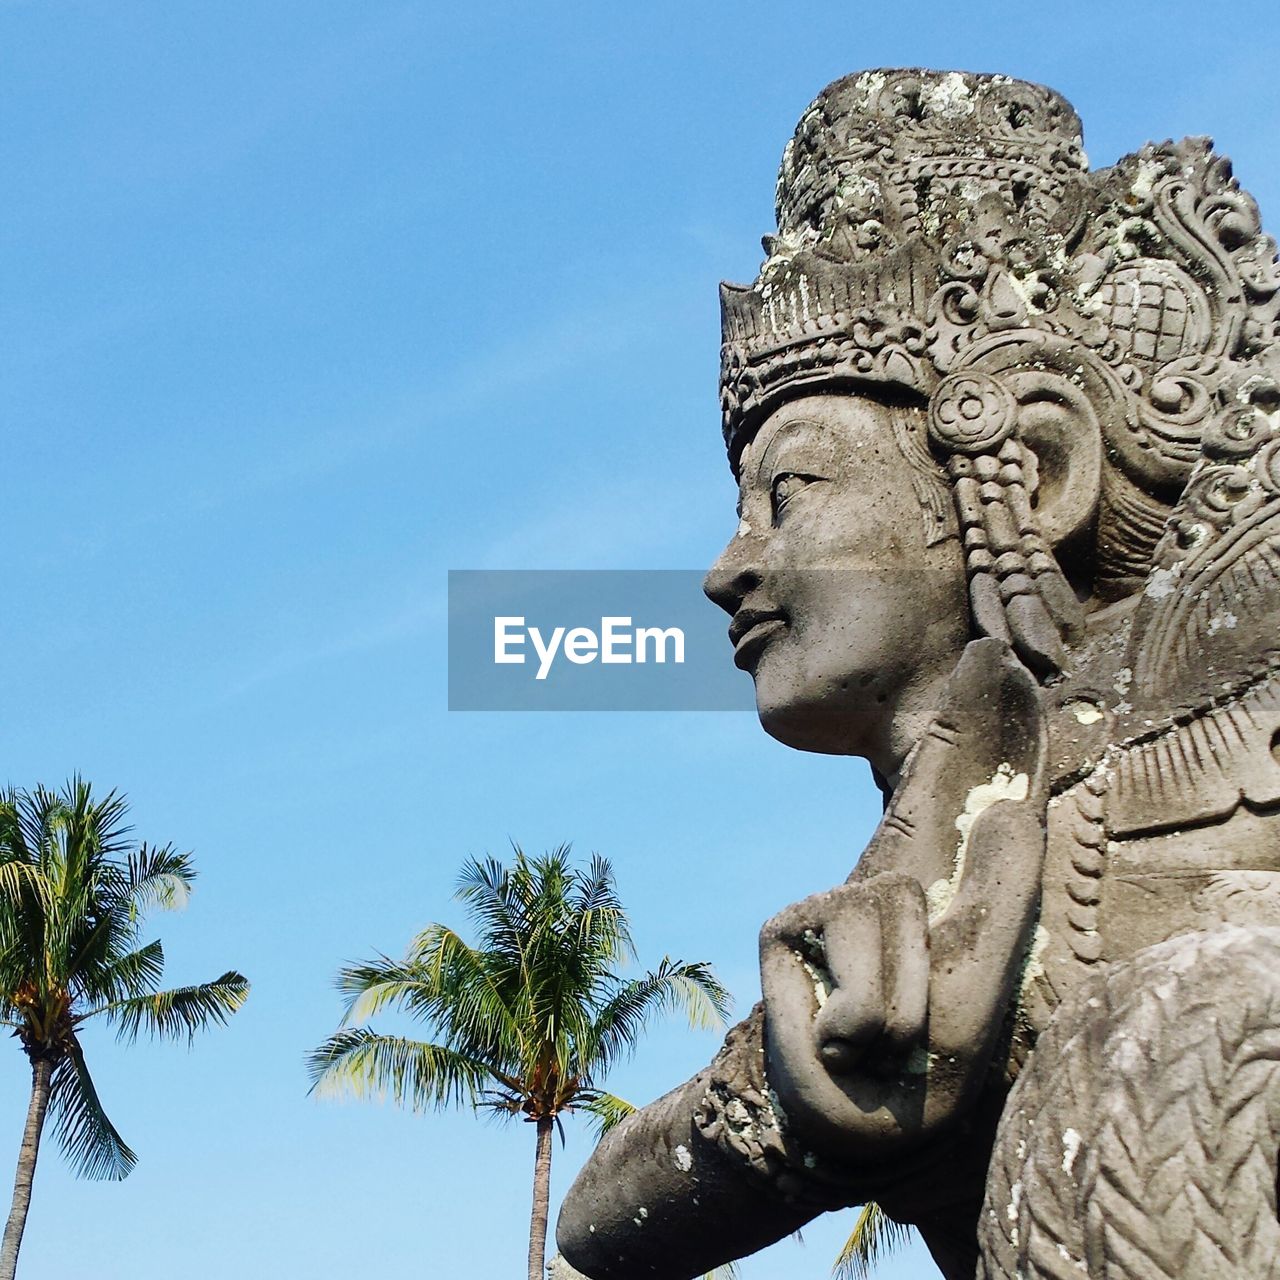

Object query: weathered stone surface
[547,1255,593,1280]
[558,68,1280,1279]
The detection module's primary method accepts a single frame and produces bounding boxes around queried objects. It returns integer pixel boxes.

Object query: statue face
[704,393,970,770]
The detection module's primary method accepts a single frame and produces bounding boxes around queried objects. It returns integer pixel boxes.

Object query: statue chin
[754,681,881,758]
[749,641,958,771]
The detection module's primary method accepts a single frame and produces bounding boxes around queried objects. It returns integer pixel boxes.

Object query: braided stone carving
[980,928,1280,1280]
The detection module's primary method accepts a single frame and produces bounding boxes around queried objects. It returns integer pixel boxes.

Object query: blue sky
[2,3,1277,1278]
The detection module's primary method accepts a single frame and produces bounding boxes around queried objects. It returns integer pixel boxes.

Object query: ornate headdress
[721,69,1280,679]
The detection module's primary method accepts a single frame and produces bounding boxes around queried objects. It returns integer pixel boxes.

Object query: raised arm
[558,641,1048,1279]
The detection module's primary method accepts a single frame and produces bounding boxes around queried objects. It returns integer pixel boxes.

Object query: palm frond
[586,958,731,1074]
[51,780,132,896]
[0,860,55,913]
[7,785,64,870]
[110,843,195,916]
[75,939,166,1009]
[48,1035,137,1181]
[0,789,28,855]
[66,904,147,1002]
[62,778,133,858]
[340,931,522,1067]
[832,1203,912,1280]
[0,792,56,983]
[101,971,250,1043]
[570,852,633,967]
[335,953,437,1024]
[576,1089,635,1139]
[454,854,523,953]
[306,1028,495,1110]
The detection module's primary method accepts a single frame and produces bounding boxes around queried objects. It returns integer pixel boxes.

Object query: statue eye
[770,472,820,521]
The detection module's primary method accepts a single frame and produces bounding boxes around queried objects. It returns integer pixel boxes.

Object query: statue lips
[729,608,787,671]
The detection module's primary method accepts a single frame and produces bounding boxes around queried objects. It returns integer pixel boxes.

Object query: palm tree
[0,779,250,1280]
[307,845,730,1280]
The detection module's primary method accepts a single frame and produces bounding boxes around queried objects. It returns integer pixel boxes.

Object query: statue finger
[813,883,885,1070]
[874,872,931,1055]
[806,874,930,1070]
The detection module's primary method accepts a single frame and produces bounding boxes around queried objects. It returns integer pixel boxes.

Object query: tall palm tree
[0,779,250,1280]
[307,845,730,1280]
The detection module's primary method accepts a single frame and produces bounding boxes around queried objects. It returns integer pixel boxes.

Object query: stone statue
[557,69,1280,1279]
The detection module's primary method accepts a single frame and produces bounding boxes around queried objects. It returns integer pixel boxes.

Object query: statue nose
[703,545,761,616]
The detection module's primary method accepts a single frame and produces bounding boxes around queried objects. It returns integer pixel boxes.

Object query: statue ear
[1006,369,1103,550]
[947,336,1111,552]
[929,340,1115,674]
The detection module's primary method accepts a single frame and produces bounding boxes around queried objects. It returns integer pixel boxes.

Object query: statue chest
[1017,749,1280,1054]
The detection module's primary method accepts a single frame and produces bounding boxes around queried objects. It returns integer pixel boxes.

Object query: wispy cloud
[167,272,693,526]
[208,588,446,707]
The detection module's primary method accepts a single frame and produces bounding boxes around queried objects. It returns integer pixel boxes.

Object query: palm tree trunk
[527,1115,555,1280]
[0,1055,54,1280]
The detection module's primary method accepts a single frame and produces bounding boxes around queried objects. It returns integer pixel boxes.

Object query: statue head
[705,68,1280,774]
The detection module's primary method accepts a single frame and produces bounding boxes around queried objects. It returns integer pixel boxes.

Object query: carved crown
[720,69,1090,459]
[720,68,1280,506]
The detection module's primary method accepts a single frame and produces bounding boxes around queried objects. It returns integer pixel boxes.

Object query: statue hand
[759,638,1047,1160]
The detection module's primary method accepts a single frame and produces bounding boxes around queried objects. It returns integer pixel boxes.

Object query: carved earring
[929,371,1082,677]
